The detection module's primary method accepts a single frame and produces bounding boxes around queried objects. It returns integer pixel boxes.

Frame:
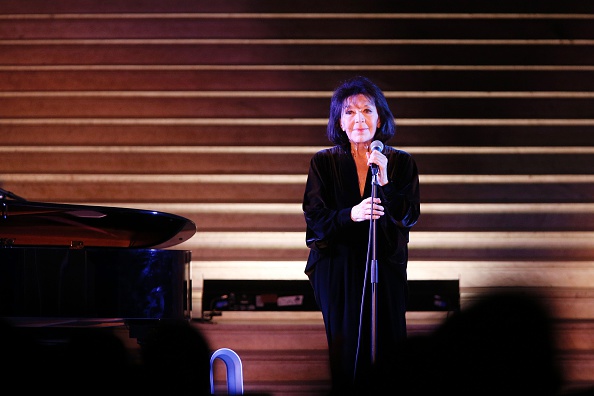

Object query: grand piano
[0,188,196,322]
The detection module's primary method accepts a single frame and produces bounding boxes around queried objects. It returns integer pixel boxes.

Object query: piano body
[0,192,196,322]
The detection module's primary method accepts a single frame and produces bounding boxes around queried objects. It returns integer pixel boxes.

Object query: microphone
[369,140,384,175]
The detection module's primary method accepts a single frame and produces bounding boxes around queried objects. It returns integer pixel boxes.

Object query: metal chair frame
[210,347,244,395]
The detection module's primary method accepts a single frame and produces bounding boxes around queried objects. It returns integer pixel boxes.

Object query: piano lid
[0,198,196,249]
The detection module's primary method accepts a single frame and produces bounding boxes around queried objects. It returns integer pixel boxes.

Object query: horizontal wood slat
[3,124,593,147]
[61,202,594,232]
[1,43,593,66]
[1,16,593,40]
[15,202,582,234]
[1,1,593,14]
[175,230,594,261]
[1,96,592,119]
[2,69,594,91]
[2,149,594,174]
[2,176,594,203]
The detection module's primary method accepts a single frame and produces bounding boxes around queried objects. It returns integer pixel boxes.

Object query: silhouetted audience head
[432,290,562,395]
[0,318,42,374]
[139,319,211,395]
[373,290,564,396]
[48,327,136,393]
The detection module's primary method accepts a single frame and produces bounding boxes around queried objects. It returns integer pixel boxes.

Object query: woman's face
[340,94,380,145]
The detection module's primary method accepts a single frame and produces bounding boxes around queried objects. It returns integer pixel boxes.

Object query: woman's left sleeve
[380,152,421,230]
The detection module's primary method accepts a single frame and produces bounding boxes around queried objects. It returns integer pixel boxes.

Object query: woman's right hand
[351,197,384,222]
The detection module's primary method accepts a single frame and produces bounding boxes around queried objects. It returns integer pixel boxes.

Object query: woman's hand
[366,150,389,185]
[351,197,384,222]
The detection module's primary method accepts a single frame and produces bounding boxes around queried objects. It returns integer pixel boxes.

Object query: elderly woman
[302,76,421,393]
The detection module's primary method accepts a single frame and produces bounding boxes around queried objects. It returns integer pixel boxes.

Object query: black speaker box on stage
[201,279,459,318]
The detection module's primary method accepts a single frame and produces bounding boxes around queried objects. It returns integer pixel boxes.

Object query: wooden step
[2,147,594,175]
[2,175,594,204]
[1,0,592,14]
[55,202,593,232]
[3,68,594,92]
[2,14,592,41]
[3,123,594,147]
[179,230,594,260]
[2,42,593,66]
[1,94,593,119]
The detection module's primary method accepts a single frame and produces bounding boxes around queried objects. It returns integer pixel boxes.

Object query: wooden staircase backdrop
[1,1,593,394]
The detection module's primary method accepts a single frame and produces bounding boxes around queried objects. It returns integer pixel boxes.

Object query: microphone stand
[369,166,380,365]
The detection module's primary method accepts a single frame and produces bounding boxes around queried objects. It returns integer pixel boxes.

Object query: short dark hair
[326,76,396,147]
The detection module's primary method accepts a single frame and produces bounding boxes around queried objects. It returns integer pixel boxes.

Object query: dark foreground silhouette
[340,290,594,396]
